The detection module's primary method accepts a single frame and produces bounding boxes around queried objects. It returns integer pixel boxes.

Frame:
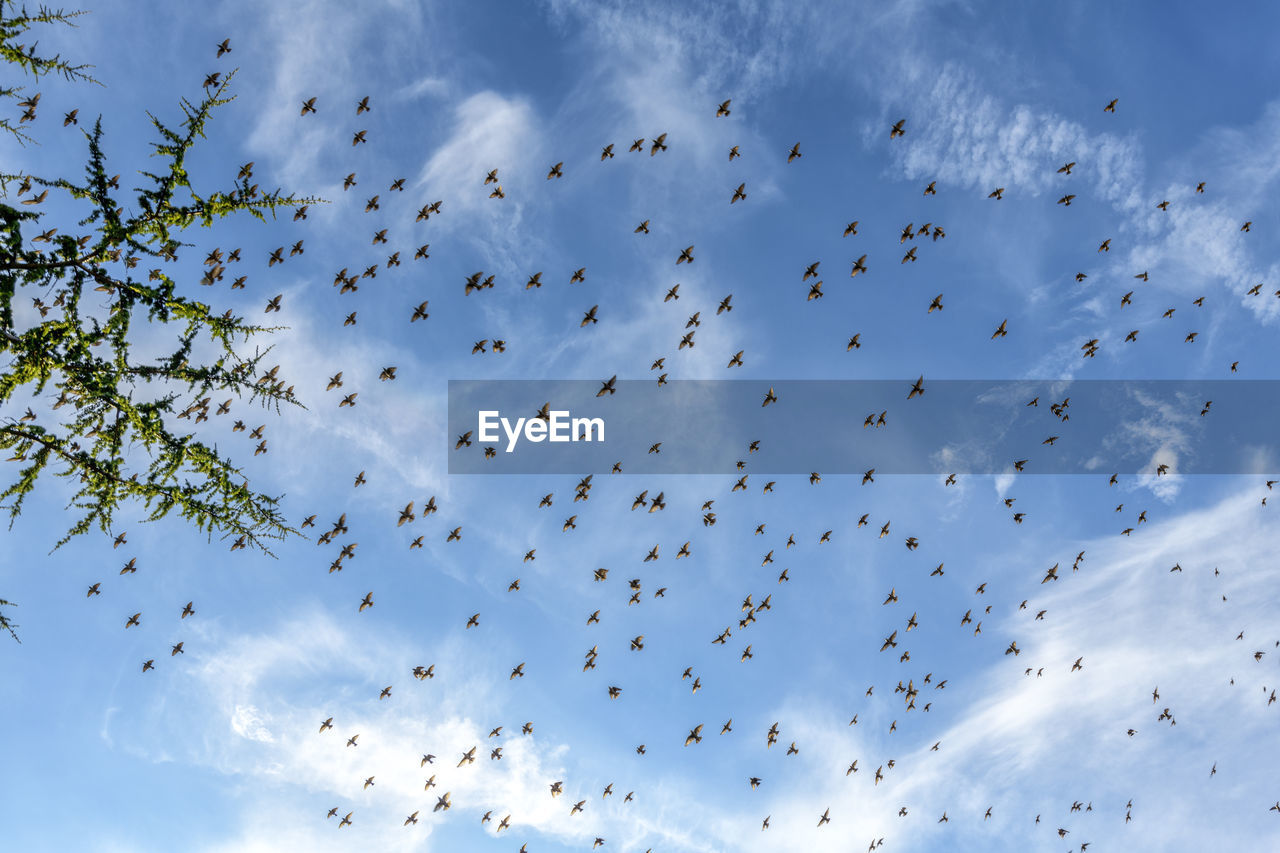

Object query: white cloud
[121,607,745,852]
[396,76,450,101]
[416,91,540,214]
[1108,386,1200,501]
[881,62,1280,342]
[993,472,1016,499]
[709,485,1280,851]
[886,64,1145,210]
[231,704,275,743]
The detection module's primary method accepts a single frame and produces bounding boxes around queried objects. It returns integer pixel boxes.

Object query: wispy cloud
[886,63,1145,210]
[706,485,1280,851]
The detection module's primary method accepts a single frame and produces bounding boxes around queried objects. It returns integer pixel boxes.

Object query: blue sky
[3,1,1280,851]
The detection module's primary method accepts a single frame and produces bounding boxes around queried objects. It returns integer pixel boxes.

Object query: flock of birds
[15,29,1276,852]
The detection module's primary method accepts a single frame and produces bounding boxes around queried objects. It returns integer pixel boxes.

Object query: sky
[3,0,1280,851]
